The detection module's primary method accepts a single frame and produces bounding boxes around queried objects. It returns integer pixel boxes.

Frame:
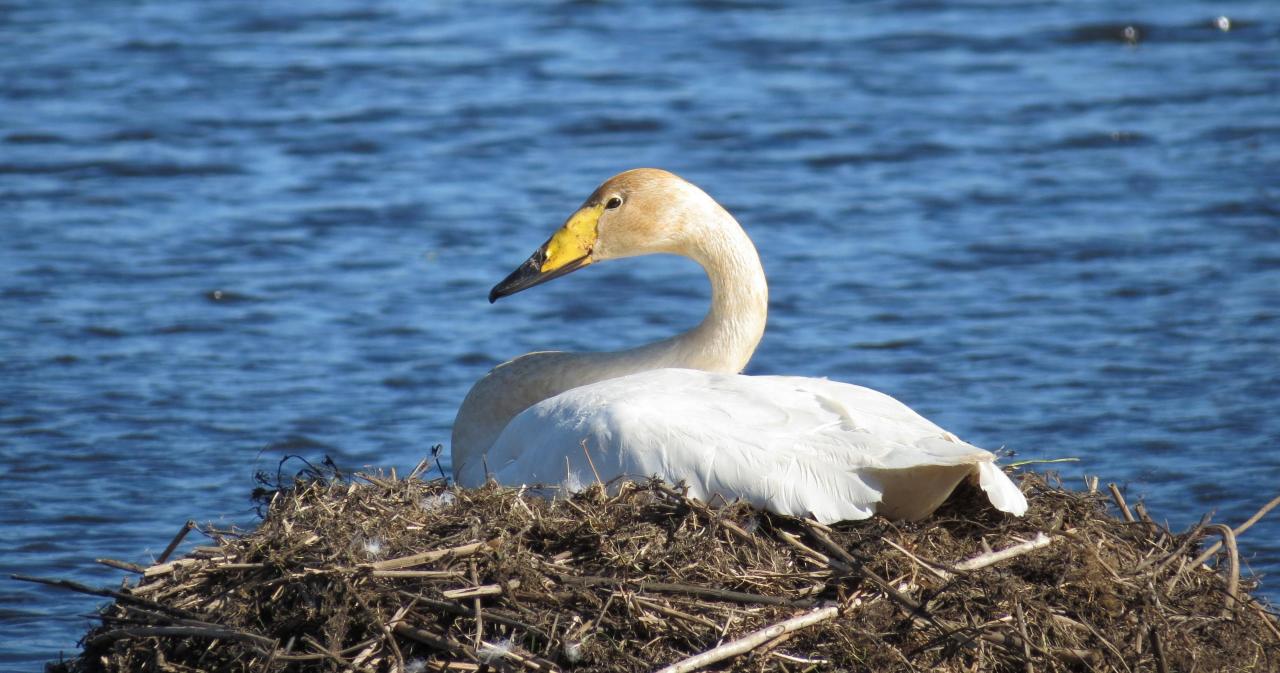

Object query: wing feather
[485,368,1026,522]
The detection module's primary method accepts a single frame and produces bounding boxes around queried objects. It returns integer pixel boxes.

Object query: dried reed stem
[953,533,1054,571]
[652,605,840,673]
[1190,494,1280,568]
[1108,483,1135,522]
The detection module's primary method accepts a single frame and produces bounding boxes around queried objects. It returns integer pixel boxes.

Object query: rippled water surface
[3,0,1278,665]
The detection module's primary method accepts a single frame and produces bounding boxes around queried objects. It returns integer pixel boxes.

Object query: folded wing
[484,369,1027,523]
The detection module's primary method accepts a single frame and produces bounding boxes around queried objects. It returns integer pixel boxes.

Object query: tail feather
[977,461,1028,516]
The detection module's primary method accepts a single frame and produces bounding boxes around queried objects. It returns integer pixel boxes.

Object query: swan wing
[483,369,1026,522]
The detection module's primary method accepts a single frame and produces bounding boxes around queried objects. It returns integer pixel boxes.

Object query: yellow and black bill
[488,203,604,303]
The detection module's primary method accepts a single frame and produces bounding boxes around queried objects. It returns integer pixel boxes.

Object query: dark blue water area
[2,0,1278,665]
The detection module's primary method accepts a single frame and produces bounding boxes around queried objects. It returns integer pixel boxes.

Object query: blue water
[2,0,1278,666]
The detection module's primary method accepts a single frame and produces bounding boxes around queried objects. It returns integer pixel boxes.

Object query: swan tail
[976,461,1028,516]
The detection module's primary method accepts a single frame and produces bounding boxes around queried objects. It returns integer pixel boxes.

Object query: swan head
[489,168,711,302]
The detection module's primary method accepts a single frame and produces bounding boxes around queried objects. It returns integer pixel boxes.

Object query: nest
[33,464,1280,673]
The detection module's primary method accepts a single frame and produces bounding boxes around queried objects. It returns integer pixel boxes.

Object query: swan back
[482,369,1028,523]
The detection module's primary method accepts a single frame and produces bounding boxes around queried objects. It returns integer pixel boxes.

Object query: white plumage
[451,168,1027,523]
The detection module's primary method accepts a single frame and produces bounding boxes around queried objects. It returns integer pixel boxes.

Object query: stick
[143,558,201,577]
[633,596,721,630]
[953,533,1054,572]
[96,558,145,573]
[1251,601,1280,643]
[1204,524,1240,618]
[395,591,549,640]
[370,570,465,579]
[470,561,483,649]
[367,539,499,571]
[799,522,940,625]
[157,520,196,564]
[1013,601,1033,673]
[777,530,845,569]
[880,538,953,581]
[394,623,558,672]
[10,574,206,621]
[1191,494,1280,568]
[652,606,839,673]
[580,439,602,486]
[86,625,277,651]
[557,574,816,607]
[443,580,520,600]
[1136,514,1210,575]
[1150,626,1168,673]
[1108,484,1135,523]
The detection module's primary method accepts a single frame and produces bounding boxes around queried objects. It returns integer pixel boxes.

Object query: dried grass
[31,463,1280,672]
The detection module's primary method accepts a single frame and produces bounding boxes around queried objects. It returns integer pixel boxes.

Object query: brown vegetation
[30,464,1280,672]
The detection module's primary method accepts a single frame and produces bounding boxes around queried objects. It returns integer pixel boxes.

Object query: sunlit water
[2,1,1277,666]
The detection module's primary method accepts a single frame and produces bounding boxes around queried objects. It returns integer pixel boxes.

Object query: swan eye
[604,196,623,210]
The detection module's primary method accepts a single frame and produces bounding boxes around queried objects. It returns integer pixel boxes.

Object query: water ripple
[2,1,1278,667]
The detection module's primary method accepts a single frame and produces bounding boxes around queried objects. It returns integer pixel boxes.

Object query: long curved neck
[451,201,768,484]
[627,207,768,373]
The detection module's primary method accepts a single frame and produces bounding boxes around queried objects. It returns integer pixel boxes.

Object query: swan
[450,168,1027,523]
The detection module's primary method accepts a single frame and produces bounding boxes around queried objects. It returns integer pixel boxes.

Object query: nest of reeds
[31,463,1280,673]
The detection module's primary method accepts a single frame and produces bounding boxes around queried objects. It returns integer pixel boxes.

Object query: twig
[1150,626,1168,673]
[580,439,602,486]
[366,539,499,571]
[370,570,465,579]
[799,521,941,626]
[395,591,549,640]
[953,533,1054,572]
[395,621,559,672]
[10,574,207,621]
[556,575,816,608]
[652,605,840,673]
[980,633,1095,668]
[777,530,845,569]
[1108,484,1135,523]
[1251,601,1280,643]
[96,558,146,574]
[471,561,484,649]
[393,623,479,661]
[1190,494,1280,568]
[880,538,952,581]
[1135,514,1210,575]
[1203,524,1240,618]
[770,651,830,665]
[1013,601,1033,673]
[86,625,276,651]
[1004,457,1079,468]
[157,520,196,564]
[633,596,721,630]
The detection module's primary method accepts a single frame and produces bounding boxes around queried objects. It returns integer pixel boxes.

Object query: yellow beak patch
[541,203,603,273]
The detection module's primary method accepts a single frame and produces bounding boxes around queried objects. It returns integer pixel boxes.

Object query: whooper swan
[451,169,1027,523]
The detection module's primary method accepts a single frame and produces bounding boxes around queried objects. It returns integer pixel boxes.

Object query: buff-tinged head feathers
[489,169,711,302]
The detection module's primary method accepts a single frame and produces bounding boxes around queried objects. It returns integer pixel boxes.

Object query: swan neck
[660,206,769,373]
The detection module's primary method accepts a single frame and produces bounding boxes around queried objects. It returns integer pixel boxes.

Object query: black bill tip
[488,249,591,303]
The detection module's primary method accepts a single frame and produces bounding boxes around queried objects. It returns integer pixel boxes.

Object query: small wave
[806,142,955,168]
[265,435,336,452]
[556,116,667,136]
[854,338,922,351]
[0,160,243,178]
[83,326,126,338]
[1056,22,1153,45]
[3,132,67,145]
[1052,131,1153,150]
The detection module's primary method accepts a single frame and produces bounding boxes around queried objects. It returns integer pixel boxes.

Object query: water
[2,0,1277,666]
